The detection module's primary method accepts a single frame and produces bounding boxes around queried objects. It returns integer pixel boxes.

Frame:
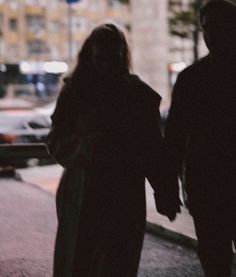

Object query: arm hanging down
[46,80,118,169]
[143,99,181,221]
[46,80,95,168]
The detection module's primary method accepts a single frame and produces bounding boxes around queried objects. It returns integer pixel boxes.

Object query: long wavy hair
[53,24,131,122]
[69,23,131,85]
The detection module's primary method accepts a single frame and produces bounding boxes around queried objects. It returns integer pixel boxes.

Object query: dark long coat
[165,55,236,217]
[46,74,163,277]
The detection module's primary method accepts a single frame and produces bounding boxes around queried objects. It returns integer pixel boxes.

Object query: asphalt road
[139,233,203,277]
[0,178,235,277]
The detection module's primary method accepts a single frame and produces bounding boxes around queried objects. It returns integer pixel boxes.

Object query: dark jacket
[165,55,236,214]
[47,74,163,277]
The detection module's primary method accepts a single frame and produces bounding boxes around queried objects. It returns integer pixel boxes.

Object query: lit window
[9,18,18,31]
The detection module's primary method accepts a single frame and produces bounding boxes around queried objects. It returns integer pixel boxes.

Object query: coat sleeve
[46,125,93,168]
[164,71,191,176]
[46,82,94,168]
[140,98,181,219]
[141,98,165,191]
[46,83,114,168]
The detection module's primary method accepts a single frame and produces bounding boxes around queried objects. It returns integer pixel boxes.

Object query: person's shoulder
[128,74,161,104]
[179,55,210,79]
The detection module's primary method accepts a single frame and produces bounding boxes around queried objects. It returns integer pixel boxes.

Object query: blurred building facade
[168,0,208,62]
[131,0,169,102]
[0,0,130,65]
[168,0,208,86]
[0,0,209,99]
[131,0,208,105]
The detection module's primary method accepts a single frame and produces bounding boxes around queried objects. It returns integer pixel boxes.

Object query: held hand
[154,191,182,222]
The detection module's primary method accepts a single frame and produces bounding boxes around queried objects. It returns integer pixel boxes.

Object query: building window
[27,40,49,54]
[108,0,117,7]
[9,18,18,31]
[48,21,62,33]
[0,14,3,27]
[71,17,88,32]
[26,15,45,33]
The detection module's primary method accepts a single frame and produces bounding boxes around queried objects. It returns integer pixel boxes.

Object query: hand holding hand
[154,191,182,221]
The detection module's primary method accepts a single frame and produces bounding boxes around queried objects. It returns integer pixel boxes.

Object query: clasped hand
[154,188,182,222]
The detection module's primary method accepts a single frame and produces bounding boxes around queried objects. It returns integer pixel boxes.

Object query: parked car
[0,111,51,144]
[0,106,55,167]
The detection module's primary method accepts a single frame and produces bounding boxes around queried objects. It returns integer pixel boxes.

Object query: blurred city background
[0,0,213,153]
[1,1,236,276]
[0,0,210,106]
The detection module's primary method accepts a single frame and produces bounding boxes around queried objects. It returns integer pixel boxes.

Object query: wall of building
[0,0,209,99]
[131,0,169,103]
[168,0,208,65]
[0,0,130,65]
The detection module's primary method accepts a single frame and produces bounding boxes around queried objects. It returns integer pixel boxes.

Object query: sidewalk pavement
[16,165,236,261]
[0,163,234,269]
[0,177,207,277]
[0,178,56,276]
[17,164,236,263]
[17,165,197,246]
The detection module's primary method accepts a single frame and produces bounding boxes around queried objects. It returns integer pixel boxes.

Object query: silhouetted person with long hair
[47,24,180,277]
[165,1,236,276]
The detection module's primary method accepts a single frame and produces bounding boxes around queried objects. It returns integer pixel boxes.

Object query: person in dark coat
[164,1,236,276]
[47,24,180,277]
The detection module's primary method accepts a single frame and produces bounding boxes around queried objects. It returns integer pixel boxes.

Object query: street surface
[0,178,202,276]
[0,177,235,276]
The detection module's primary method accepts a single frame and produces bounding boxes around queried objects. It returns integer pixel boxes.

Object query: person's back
[47,24,180,277]
[173,55,236,171]
[165,1,236,276]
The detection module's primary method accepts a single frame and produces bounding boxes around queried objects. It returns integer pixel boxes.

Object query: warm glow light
[20,62,31,74]
[43,61,69,74]
[169,62,187,73]
[0,64,6,72]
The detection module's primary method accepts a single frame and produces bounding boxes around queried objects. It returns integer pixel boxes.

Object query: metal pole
[0,29,3,65]
[68,3,73,63]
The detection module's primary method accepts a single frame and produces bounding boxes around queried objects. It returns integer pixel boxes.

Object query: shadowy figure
[46,24,180,277]
[165,1,236,276]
